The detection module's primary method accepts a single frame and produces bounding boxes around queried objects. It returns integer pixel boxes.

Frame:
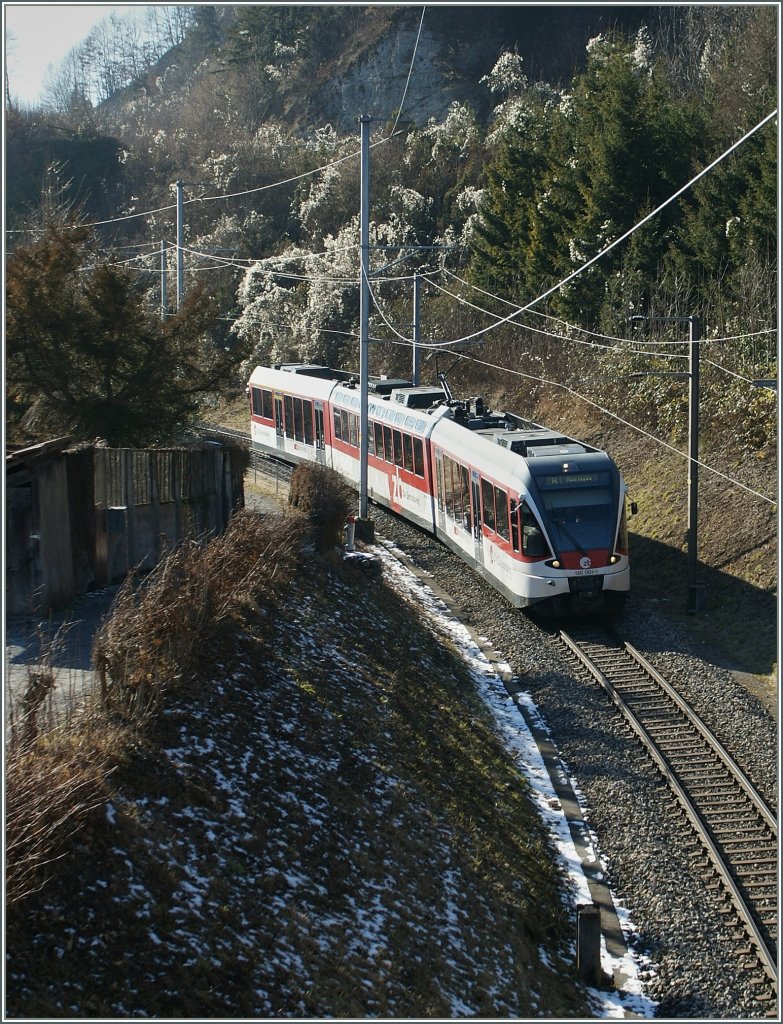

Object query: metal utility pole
[686,315,701,612]
[358,115,371,520]
[630,315,703,612]
[160,239,168,319]
[176,180,185,309]
[412,273,421,385]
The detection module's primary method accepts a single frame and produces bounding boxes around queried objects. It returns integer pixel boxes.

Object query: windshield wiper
[554,517,590,560]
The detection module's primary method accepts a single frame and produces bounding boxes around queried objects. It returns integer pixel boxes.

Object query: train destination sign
[541,472,603,487]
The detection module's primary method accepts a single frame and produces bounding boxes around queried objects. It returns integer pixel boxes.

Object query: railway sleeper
[729,854,779,867]
[685,785,748,799]
[737,881,778,896]
[699,797,759,811]
[717,836,777,851]
[644,735,710,748]
[707,811,770,825]
[708,821,774,837]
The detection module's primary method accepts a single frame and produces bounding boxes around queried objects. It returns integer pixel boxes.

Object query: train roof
[249,364,340,402]
[432,413,619,491]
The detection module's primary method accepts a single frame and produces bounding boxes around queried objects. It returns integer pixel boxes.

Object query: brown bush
[288,462,353,552]
[92,509,304,711]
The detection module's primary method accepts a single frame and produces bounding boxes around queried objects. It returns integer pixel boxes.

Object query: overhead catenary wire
[394,339,776,506]
[441,268,778,348]
[389,6,426,137]
[422,273,689,360]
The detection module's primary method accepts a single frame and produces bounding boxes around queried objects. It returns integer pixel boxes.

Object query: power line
[403,342,776,506]
[422,273,689,360]
[390,6,426,137]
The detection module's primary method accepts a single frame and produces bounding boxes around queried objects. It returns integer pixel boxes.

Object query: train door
[471,469,483,563]
[274,395,285,452]
[434,450,446,530]
[314,402,326,463]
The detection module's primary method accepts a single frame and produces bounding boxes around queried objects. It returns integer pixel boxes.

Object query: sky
[3,3,151,107]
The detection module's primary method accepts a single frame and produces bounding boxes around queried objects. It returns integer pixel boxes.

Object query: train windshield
[538,485,614,552]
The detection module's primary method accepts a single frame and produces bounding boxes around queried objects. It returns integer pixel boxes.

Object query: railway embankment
[6,496,599,1019]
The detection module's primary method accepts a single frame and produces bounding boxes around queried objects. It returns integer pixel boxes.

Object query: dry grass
[92,509,304,713]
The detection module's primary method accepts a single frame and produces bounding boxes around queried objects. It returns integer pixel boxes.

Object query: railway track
[559,626,777,1003]
[206,422,778,1009]
[201,425,293,479]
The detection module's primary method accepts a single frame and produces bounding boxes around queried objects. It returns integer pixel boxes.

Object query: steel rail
[560,629,777,989]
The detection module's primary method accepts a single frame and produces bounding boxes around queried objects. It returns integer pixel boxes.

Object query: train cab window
[494,486,509,541]
[303,400,314,445]
[251,387,264,417]
[284,395,294,437]
[521,501,549,557]
[333,410,342,440]
[393,430,403,467]
[413,438,425,477]
[402,434,414,472]
[383,425,394,462]
[481,478,496,532]
[511,502,521,553]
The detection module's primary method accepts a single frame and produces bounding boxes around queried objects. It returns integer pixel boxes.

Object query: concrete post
[576,904,602,986]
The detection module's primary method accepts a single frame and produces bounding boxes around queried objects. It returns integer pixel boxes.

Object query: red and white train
[248,363,634,613]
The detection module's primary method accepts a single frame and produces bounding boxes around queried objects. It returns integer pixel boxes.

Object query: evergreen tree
[6,226,246,446]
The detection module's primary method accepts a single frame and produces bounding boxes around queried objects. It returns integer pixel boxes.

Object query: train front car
[431,407,631,615]
[521,441,630,614]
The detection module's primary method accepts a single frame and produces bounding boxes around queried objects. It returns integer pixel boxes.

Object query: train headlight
[547,559,562,569]
[609,555,619,565]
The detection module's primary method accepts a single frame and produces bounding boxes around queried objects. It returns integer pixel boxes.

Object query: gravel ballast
[371,506,778,1019]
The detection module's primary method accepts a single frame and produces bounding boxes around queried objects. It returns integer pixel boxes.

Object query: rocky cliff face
[317,12,482,133]
[311,5,656,132]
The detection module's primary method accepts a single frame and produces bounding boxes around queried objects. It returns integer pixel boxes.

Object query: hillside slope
[7,515,601,1018]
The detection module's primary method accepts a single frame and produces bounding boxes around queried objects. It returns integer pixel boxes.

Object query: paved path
[4,586,121,741]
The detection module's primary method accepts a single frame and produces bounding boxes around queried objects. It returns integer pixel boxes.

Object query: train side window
[284,395,294,437]
[495,486,509,541]
[341,410,350,443]
[303,400,314,445]
[393,430,404,467]
[333,410,342,440]
[383,425,394,462]
[367,421,375,456]
[374,422,384,458]
[435,452,445,512]
[262,389,273,420]
[251,387,264,417]
[481,478,496,531]
[413,437,424,477]
[402,434,414,472]
[294,397,304,442]
[521,501,549,557]
[349,413,358,448]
